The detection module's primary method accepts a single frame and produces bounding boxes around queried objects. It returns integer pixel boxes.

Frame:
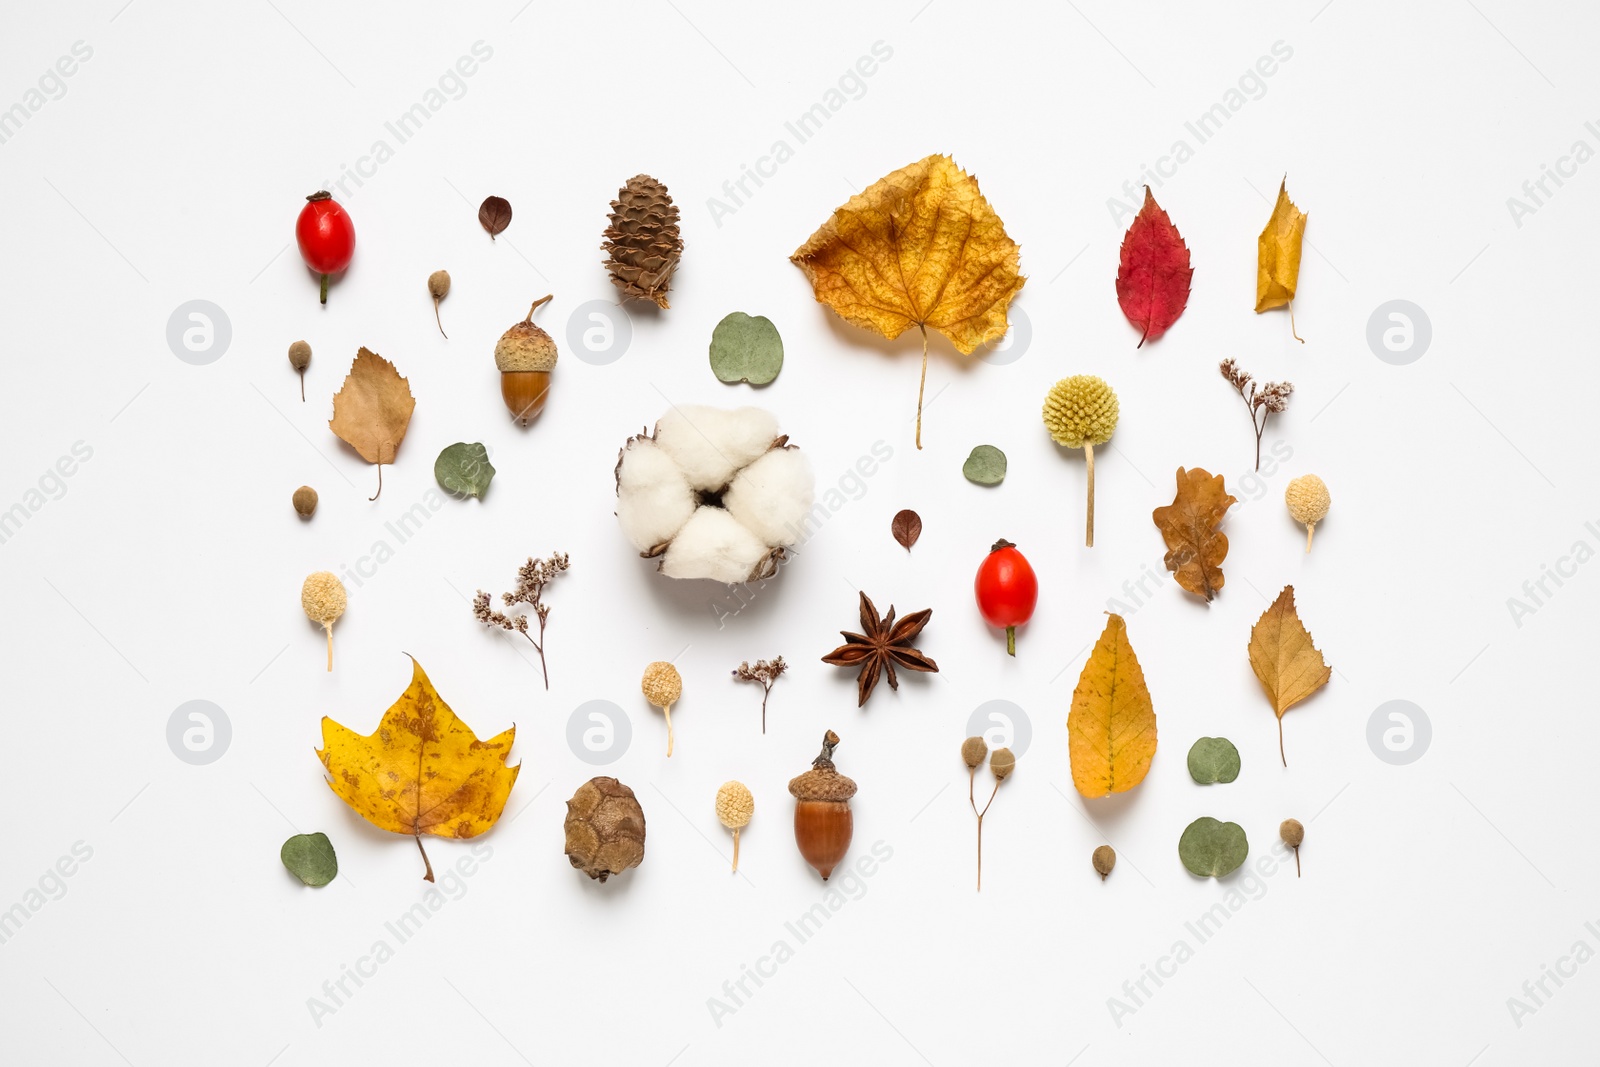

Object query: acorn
[494,294,556,426]
[788,729,856,880]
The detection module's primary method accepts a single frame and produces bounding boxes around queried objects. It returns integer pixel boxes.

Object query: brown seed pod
[563,776,646,882]
[428,270,450,338]
[961,736,988,768]
[292,485,318,519]
[288,340,311,401]
[1280,817,1304,876]
[494,295,557,426]
[788,730,856,881]
[1092,844,1116,881]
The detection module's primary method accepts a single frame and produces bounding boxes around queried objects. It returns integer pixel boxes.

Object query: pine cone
[603,174,683,309]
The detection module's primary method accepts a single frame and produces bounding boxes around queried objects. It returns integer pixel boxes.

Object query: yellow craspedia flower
[1043,375,1119,448]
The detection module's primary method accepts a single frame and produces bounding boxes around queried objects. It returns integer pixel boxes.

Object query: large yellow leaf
[1247,585,1332,765]
[1067,614,1157,797]
[318,657,519,880]
[790,153,1025,448]
[1254,177,1306,317]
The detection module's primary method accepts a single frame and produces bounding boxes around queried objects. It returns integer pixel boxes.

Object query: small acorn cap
[715,781,754,830]
[640,661,682,708]
[789,729,857,801]
[990,747,1016,781]
[428,270,450,300]
[1280,818,1305,849]
[961,736,988,768]
[292,485,318,519]
[494,295,558,373]
[288,340,311,371]
[1092,844,1116,880]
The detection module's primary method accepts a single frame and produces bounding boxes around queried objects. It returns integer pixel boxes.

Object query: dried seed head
[1092,844,1116,879]
[640,661,682,709]
[715,781,754,830]
[300,571,346,625]
[1280,818,1304,849]
[1042,375,1119,448]
[292,485,318,519]
[961,736,988,768]
[1285,475,1330,526]
[288,340,311,371]
[990,747,1016,781]
[428,270,450,301]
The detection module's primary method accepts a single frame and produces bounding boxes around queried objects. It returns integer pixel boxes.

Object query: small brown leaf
[1247,585,1333,765]
[329,348,416,499]
[479,195,512,240]
[891,509,922,551]
[1151,467,1237,602]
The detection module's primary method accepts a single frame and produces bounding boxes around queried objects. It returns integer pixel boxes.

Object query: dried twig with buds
[473,552,570,690]
[732,657,788,733]
[1220,358,1294,471]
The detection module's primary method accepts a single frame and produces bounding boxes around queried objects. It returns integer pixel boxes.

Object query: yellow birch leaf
[1247,585,1332,766]
[318,656,519,881]
[1254,177,1306,314]
[790,153,1025,449]
[1067,613,1157,797]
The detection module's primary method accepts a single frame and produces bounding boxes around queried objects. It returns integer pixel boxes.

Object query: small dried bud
[961,736,988,768]
[292,485,318,519]
[1280,818,1304,849]
[288,340,311,371]
[989,747,1015,781]
[1092,844,1116,880]
[428,270,450,301]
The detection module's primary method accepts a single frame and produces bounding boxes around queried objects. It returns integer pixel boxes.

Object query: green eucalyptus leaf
[281,832,338,887]
[1187,736,1241,784]
[709,312,783,385]
[435,442,495,498]
[962,444,1007,485]
[1178,817,1248,878]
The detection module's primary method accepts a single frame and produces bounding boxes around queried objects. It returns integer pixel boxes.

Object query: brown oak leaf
[1151,467,1236,602]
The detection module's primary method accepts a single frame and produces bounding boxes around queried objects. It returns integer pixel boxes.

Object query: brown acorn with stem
[494,295,556,426]
[788,730,856,880]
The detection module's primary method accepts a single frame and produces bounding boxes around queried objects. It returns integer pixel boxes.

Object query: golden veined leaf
[1255,177,1306,313]
[1151,466,1237,602]
[318,657,519,881]
[790,154,1025,449]
[329,347,416,499]
[1067,613,1157,797]
[1247,585,1332,766]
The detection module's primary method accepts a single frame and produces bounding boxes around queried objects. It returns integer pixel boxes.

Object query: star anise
[821,591,939,707]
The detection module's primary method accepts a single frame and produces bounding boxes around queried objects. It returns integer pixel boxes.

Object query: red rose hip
[975,538,1038,657]
[296,191,355,305]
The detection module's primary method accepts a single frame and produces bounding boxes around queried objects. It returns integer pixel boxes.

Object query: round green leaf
[1187,736,1241,784]
[281,832,338,887]
[709,312,783,385]
[435,442,495,498]
[963,444,1007,485]
[1178,817,1248,878]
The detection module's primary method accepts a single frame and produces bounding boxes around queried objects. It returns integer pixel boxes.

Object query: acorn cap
[789,729,857,801]
[494,319,558,373]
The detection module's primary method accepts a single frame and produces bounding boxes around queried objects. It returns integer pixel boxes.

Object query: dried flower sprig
[962,736,1016,891]
[1220,358,1293,471]
[473,552,569,690]
[733,657,788,733]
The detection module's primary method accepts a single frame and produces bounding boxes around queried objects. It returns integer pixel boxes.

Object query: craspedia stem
[731,829,740,873]
[324,623,334,672]
[1305,523,1315,553]
[664,704,674,757]
[1083,443,1096,548]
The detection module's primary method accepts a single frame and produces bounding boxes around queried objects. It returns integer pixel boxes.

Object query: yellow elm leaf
[318,656,519,881]
[790,153,1025,449]
[1254,177,1306,313]
[1067,613,1157,798]
[1247,585,1332,766]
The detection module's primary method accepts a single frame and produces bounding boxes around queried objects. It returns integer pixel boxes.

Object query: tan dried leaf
[1151,467,1237,602]
[329,347,416,499]
[1247,585,1333,765]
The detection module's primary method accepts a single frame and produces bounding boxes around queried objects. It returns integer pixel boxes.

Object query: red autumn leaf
[1115,186,1193,348]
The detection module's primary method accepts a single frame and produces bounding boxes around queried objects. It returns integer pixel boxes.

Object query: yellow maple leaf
[318,657,519,880]
[1254,177,1307,340]
[790,153,1025,449]
[1067,614,1157,797]
[1247,585,1332,766]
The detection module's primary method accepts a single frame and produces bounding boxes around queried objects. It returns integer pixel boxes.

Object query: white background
[3,1,1596,1064]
